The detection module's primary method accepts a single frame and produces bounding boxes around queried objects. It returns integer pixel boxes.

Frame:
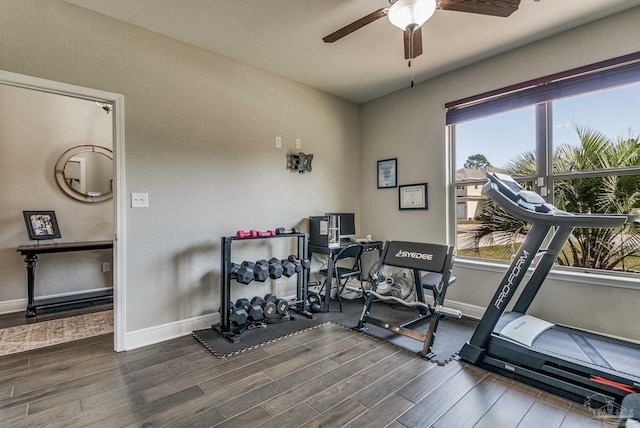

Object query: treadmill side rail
[482,355,617,407]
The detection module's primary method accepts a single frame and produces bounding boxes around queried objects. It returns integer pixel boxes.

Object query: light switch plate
[131,192,149,208]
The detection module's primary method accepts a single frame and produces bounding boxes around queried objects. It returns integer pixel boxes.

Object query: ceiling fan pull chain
[411,65,414,88]
[409,29,414,88]
[409,58,414,88]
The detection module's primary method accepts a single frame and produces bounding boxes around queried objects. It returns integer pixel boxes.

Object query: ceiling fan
[323,0,521,60]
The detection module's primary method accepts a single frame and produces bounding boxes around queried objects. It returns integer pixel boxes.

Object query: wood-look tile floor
[0,323,611,427]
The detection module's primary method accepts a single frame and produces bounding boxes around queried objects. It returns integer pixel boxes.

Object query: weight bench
[353,240,461,360]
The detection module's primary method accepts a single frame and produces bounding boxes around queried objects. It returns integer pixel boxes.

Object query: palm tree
[461,126,640,271]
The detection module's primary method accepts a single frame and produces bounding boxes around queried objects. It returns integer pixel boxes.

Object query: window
[448,54,640,276]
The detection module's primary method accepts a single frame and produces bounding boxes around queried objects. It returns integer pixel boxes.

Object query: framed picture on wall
[23,211,62,241]
[377,158,397,188]
[399,183,428,210]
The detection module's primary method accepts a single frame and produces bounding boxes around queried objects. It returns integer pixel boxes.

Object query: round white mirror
[55,145,113,203]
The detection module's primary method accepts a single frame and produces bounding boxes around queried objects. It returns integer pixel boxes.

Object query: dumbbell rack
[215,232,310,343]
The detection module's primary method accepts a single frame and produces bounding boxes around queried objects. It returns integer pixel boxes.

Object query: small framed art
[399,183,428,210]
[23,211,62,241]
[377,158,397,189]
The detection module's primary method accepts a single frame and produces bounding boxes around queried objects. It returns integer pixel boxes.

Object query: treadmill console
[486,172,556,214]
[484,172,630,228]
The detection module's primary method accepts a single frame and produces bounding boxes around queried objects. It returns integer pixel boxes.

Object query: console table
[16,240,113,317]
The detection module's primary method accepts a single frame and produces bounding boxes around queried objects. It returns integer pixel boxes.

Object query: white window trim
[454,256,640,290]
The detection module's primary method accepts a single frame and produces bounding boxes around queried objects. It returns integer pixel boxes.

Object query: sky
[455,82,640,170]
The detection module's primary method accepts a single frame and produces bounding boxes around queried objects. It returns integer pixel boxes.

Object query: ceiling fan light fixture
[388,0,436,31]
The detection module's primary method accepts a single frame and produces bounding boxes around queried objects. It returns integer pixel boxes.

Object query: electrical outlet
[102,262,111,272]
[296,139,301,149]
[131,193,149,208]
[275,136,282,148]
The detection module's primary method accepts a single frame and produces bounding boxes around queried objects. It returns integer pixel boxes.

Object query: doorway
[0,70,125,351]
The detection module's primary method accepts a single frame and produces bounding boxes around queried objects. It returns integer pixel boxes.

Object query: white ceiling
[64,0,640,103]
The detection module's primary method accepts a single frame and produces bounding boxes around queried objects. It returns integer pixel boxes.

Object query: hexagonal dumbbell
[287,255,311,272]
[247,296,264,321]
[254,260,269,282]
[235,261,255,284]
[229,307,248,326]
[263,294,288,315]
[268,258,284,279]
[235,298,250,311]
[281,259,296,277]
[223,301,248,327]
[229,262,240,274]
[262,300,277,318]
[286,255,302,273]
[251,296,265,306]
[275,298,289,315]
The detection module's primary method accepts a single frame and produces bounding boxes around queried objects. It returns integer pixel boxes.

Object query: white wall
[0,84,113,309]
[0,0,360,337]
[360,7,640,341]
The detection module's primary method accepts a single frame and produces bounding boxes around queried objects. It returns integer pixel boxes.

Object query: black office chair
[318,243,364,312]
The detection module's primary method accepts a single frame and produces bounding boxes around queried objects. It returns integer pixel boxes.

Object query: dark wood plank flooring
[0,321,609,427]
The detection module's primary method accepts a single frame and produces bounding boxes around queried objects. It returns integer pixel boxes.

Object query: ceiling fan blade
[439,0,521,17]
[323,8,388,43]
[404,27,423,60]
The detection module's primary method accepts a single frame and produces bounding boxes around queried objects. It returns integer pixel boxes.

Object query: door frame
[0,70,126,351]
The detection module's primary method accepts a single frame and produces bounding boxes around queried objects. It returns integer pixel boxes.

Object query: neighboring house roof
[455,167,505,182]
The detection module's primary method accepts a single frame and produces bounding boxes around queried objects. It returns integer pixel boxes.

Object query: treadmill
[459,172,640,409]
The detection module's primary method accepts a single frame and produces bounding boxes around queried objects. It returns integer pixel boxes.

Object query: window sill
[453,256,640,290]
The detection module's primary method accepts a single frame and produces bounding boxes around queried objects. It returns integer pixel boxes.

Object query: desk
[309,241,383,313]
[16,240,113,317]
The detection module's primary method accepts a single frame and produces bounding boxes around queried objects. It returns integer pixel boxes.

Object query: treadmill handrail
[485,173,629,229]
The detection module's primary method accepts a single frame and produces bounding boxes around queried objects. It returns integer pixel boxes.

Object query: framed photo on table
[399,183,428,210]
[377,158,397,188]
[23,211,62,241]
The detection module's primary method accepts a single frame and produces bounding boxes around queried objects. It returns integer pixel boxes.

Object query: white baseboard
[124,312,220,351]
[443,299,485,320]
[120,301,482,352]
[0,287,113,315]
[0,298,27,315]
[296,290,486,320]
[421,295,485,320]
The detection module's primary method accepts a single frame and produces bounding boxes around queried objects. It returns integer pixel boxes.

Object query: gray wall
[0,0,360,331]
[360,7,640,341]
[0,84,113,304]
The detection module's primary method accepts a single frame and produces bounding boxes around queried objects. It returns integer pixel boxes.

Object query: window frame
[447,52,640,286]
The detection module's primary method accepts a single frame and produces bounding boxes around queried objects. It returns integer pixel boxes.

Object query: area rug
[0,310,113,356]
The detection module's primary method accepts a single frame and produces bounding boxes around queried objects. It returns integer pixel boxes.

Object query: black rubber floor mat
[193,316,330,358]
[193,299,477,363]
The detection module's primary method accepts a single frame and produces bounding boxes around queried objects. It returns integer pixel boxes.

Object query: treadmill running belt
[532,326,640,379]
[569,332,613,369]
